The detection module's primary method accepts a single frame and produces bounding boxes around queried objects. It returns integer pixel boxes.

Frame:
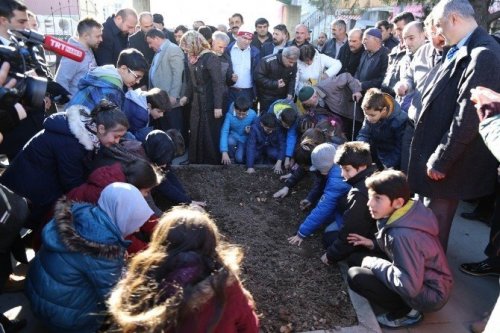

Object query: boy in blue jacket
[268,99,299,169]
[246,113,285,174]
[356,88,408,170]
[220,96,258,165]
[347,170,452,328]
[288,143,351,246]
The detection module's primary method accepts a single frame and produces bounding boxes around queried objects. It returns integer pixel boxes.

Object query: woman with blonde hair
[179,31,225,164]
[108,206,259,333]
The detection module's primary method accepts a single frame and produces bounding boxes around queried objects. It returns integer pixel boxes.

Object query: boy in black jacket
[321,141,377,264]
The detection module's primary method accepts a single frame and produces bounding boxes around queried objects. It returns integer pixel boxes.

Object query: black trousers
[347,266,411,316]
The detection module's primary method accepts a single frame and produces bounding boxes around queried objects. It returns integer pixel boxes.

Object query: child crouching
[347,170,453,328]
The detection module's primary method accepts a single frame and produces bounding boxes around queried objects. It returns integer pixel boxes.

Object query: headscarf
[98,182,154,237]
[179,30,212,63]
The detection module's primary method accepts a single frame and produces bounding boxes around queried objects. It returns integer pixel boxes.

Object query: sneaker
[460,259,500,277]
[377,309,423,328]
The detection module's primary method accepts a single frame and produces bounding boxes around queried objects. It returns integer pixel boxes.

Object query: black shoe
[461,212,490,224]
[4,318,27,333]
[460,259,500,277]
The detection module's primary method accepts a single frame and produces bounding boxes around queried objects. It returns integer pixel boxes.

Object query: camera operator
[0,62,27,145]
[0,0,69,160]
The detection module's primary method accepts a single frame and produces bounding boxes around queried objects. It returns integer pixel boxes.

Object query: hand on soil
[191,200,207,208]
[347,233,374,249]
[273,160,283,174]
[221,152,231,165]
[280,173,292,181]
[320,253,330,265]
[246,168,256,174]
[299,199,311,211]
[273,186,289,199]
[288,235,303,246]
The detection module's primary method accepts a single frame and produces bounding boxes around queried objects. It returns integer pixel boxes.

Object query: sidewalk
[1,202,498,332]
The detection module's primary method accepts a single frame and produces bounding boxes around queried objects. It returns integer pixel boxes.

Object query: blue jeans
[253,145,280,164]
[227,134,246,164]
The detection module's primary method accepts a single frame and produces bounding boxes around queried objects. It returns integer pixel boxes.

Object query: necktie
[446,45,459,61]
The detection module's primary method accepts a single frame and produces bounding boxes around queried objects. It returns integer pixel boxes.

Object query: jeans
[227,134,246,164]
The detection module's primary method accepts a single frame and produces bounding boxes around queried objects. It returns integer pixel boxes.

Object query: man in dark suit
[128,12,155,89]
[94,8,137,66]
[322,19,348,59]
[408,0,500,252]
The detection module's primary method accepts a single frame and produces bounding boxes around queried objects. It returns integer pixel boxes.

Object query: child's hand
[299,199,311,211]
[320,253,330,265]
[280,173,292,181]
[273,186,289,199]
[288,234,303,246]
[273,160,283,175]
[284,157,291,170]
[191,200,207,208]
[221,152,231,165]
[246,168,256,174]
[347,233,374,250]
[245,125,251,134]
[214,108,223,119]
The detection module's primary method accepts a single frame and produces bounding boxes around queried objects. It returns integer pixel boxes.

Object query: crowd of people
[0,0,499,332]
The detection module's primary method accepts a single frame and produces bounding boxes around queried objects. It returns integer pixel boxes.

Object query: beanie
[365,27,382,40]
[298,86,315,102]
[143,130,175,166]
[310,143,336,174]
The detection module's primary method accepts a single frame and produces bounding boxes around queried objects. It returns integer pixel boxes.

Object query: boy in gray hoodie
[346,170,453,328]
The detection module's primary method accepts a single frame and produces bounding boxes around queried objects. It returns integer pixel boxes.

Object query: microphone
[12,29,85,62]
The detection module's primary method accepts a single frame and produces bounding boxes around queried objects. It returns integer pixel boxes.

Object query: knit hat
[143,130,175,166]
[365,27,382,40]
[237,25,253,40]
[310,143,336,174]
[298,86,315,102]
[153,13,164,25]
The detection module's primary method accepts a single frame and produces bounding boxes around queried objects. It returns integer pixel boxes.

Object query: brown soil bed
[162,165,357,332]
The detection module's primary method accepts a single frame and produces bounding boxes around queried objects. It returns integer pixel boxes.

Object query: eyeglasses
[127,67,143,81]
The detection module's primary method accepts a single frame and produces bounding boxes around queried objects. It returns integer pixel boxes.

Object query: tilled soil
[166,165,357,332]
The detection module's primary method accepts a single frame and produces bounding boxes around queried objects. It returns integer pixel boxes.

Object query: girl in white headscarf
[25,182,153,333]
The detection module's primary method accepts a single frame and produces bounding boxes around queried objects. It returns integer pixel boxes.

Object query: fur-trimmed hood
[42,196,128,260]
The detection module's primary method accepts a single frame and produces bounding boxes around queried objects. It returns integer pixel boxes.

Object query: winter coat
[408,27,500,199]
[255,50,297,101]
[220,106,257,152]
[123,89,150,139]
[65,65,125,111]
[54,37,97,96]
[381,45,407,96]
[354,47,389,92]
[362,200,453,312]
[0,105,94,210]
[225,41,261,90]
[479,107,500,162]
[25,198,128,332]
[151,252,259,333]
[316,72,362,121]
[326,165,377,262]
[357,100,408,170]
[297,165,351,238]
[94,15,129,66]
[295,53,342,94]
[268,99,299,157]
[245,119,285,168]
[322,37,347,60]
[128,30,155,64]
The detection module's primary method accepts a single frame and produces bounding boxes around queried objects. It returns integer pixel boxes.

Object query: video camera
[0,30,84,110]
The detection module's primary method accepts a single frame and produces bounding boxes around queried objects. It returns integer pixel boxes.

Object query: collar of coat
[53,196,125,260]
[66,105,96,151]
[387,200,415,225]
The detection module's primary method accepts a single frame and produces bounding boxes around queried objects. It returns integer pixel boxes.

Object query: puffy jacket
[245,118,285,168]
[362,200,453,312]
[25,199,128,332]
[357,100,408,169]
[65,65,124,111]
[220,105,258,152]
[316,73,362,121]
[255,50,297,101]
[0,105,94,209]
[297,165,351,238]
[268,99,299,157]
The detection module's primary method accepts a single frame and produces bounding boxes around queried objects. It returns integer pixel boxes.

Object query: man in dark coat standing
[408,0,500,252]
[94,8,138,66]
[128,12,155,89]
